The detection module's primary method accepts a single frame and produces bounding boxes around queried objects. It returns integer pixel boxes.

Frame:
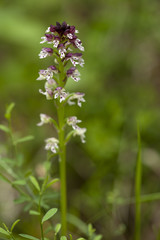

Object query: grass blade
[134,124,142,240]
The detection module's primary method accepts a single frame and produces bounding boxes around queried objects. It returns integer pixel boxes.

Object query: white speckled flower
[45,137,59,153]
[68,92,85,107]
[38,48,53,59]
[67,116,82,129]
[54,87,68,102]
[73,126,86,143]
[67,67,80,82]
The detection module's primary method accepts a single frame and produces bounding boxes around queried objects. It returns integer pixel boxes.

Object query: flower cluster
[37,21,85,103]
[37,22,86,152]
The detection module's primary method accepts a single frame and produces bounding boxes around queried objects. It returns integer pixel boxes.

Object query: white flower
[36,70,48,80]
[38,48,53,59]
[45,138,59,153]
[73,126,87,143]
[75,38,84,51]
[67,116,82,129]
[67,33,74,39]
[37,69,54,81]
[58,44,67,59]
[65,53,85,67]
[45,27,50,33]
[53,39,59,48]
[54,87,68,102]
[68,92,85,107]
[67,67,80,82]
[37,114,51,126]
[40,36,47,44]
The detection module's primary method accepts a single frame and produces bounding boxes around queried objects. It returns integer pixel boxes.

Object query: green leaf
[13,180,26,185]
[29,176,40,192]
[54,223,61,235]
[19,234,39,240]
[11,219,20,232]
[61,237,67,240]
[2,223,9,232]
[0,124,10,133]
[14,135,34,145]
[29,210,40,216]
[14,195,30,204]
[77,238,85,240]
[5,102,15,120]
[0,227,10,236]
[46,178,59,188]
[42,208,58,224]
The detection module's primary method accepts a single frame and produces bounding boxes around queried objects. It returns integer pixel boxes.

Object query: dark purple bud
[62,21,67,29]
[58,43,64,48]
[45,34,54,41]
[72,53,82,57]
[65,53,73,58]
[56,22,61,28]
[67,67,76,75]
[44,48,53,54]
[50,24,56,32]
[70,26,75,34]
[48,65,57,71]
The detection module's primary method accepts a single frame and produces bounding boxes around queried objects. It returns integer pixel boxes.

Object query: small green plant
[0,22,101,240]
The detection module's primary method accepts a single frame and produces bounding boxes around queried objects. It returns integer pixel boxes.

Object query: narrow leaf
[0,124,10,133]
[14,135,34,145]
[5,102,15,120]
[13,180,26,186]
[29,210,40,216]
[19,234,39,240]
[0,227,10,236]
[2,223,9,232]
[46,178,59,188]
[14,195,30,204]
[29,176,40,191]
[42,208,58,224]
[11,219,20,232]
[134,124,142,240]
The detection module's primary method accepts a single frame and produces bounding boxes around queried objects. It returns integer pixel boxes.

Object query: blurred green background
[1,0,160,239]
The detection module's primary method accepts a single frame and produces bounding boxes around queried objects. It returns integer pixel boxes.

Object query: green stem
[8,119,18,159]
[39,193,44,240]
[57,102,67,235]
[134,125,142,240]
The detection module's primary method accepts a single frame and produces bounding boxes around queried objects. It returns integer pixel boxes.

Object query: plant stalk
[57,103,67,235]
[134,125,142,240]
